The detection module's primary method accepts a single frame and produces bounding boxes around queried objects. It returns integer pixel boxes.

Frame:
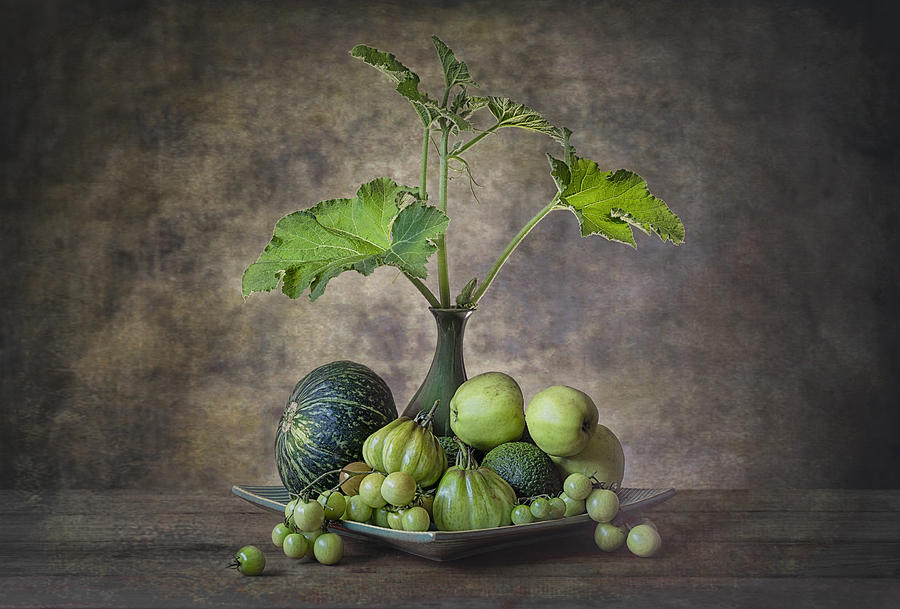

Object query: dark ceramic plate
[232,484,675,561]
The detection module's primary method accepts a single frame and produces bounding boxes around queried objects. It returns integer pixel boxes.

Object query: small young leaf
[432,36,477,90]
[456,277,479,308]
[242,178,449,301]
[353,43,470,132]
[555,156,684,246]
[473,96,567,144]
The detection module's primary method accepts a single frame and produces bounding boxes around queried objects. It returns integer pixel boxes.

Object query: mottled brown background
[3,0,899,491]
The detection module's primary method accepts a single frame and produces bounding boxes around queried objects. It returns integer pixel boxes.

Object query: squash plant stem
[402,125,441,308]
[471,193,562,305]
[435,123,452,307]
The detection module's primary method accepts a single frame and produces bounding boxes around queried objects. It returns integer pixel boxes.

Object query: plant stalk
[419,125,429,200]
[453,123,501,158]
[471,194,562,305]
[405,273,441,307]
[435,124,452,306]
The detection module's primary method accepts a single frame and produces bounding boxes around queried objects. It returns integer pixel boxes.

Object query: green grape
[317,490,347,520]
[301,529,322,559]
[271,522,291,547]
[372,506,392,528]
[282,533,308,559]
[560,493,586,517]
[401,506,431,531]
[346,494,373,522]
[594,522,627,552]
[313,532,343,565]
[380,471,417,507]
[627,524,662,557]
[359,472,388,509]
[547,497,566,519]
[387,510,404,530]
[284,498,298,521]
[586,489,619,523]
[530,497,551,520]
[563,473,593,501]
[292,499,326,531]
[231,545,265,576]
[510,504,534,525]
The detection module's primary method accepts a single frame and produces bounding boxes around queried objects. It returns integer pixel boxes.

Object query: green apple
[525,385,599,457]
[449,371,525,452]
[550,423,625,486]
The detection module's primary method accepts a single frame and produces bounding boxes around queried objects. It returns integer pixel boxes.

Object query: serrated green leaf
[556,156,684,246]
[432,36,477,90]
[473,96,566,144]
[352,43,470,132]
[547,154,570,192]
[242,177,449,301]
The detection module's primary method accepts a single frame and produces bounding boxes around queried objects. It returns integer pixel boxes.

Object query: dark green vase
[402,307,474,436]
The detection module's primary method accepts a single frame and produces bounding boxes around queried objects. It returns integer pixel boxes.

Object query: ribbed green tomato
[362,418,406,472]
[433,442,517,531]
[380,417,447,488]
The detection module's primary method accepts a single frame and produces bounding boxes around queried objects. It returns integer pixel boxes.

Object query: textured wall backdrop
[2,0,899,490]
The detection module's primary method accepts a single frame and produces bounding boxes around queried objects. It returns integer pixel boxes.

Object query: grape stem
[293,466,375,500]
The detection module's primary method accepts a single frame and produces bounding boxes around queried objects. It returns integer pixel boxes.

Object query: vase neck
[402,308,475,436]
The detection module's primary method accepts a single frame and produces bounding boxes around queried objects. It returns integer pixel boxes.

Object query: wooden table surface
[2,489,898,608]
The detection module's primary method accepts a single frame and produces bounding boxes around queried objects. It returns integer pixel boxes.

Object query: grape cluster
[271,494,344,565]
[346,469,435,531]
[512,472,662,557]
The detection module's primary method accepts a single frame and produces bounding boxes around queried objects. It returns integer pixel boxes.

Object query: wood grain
[1,490,899,608]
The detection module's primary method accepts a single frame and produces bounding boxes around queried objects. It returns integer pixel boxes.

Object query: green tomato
[547,497,566,519]
[530,497,551,520]
[401,506,431,531]
[301,529,321,559]
[387,510,404,530]
[586,488,619,523]
[372,506,392,528]
[284,498,298,521]
[560,493,586,517]
[432,464,517,531]
[232,545,265,575]
[359,472,388,509]
[563,473,593,501]
[317,490,347,520]
[271,522,291,547]
[282,533,308,559]
[313,532,343,565]
[292,499,326,531]
[346,494,373,522]
[510,504,534,525]
[627,524,662,557]
[594,522,627,552]
[380,471,417,507]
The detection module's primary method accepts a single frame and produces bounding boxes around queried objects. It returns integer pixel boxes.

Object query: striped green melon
[275,360,397,496]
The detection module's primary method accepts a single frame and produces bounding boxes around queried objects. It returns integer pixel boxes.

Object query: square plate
[232,484,675,561]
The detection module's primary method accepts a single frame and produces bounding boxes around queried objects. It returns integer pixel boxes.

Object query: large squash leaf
[242,178,449,301]
[549,154,685,247]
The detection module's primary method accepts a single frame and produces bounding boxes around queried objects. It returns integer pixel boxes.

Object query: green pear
[550,424,625,486]
[449,372,525,452]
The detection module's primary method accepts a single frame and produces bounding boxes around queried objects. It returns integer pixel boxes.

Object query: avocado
[482,441,562,498]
